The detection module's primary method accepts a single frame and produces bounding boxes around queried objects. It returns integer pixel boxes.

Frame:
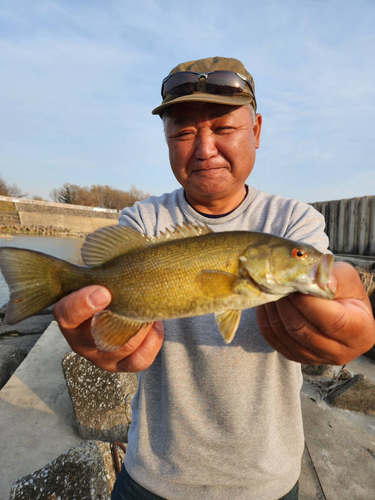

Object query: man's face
[163,102,262,208]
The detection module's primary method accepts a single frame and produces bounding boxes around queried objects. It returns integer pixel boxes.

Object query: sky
[0,0,374,204]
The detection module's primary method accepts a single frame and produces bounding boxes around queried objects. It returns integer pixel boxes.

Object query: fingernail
[153,321,164,336]
[328,276,338,294]
[88,288,111,308]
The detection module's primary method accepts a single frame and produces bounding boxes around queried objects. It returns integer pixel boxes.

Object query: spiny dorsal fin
[81,222,212,266]
[81,225,153,266]
[155,222,212,242]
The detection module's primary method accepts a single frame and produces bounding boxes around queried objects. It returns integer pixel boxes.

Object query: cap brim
[152,92,255,116]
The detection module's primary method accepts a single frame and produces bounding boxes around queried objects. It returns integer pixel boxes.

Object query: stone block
[302,364,333,376]
[9,440,125,500]
[0,314,54,335]
[62,351,138,442]
[0,345,27,389]
[326,374,375,414]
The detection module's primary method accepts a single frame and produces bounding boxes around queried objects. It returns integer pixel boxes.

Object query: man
[54,57,375,500]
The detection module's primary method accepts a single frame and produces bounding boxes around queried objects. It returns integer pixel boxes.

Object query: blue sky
[0,0,374,203]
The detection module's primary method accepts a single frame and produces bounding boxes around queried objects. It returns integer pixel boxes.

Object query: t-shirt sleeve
[118,204,149,232]
[284,202,330,253]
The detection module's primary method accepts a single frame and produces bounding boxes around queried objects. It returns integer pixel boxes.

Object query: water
[0,233,84,306]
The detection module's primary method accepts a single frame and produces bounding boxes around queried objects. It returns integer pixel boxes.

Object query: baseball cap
[152,56,257,116]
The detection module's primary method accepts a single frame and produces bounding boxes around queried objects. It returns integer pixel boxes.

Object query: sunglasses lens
[163,72,198,96]
[206,71,247,95]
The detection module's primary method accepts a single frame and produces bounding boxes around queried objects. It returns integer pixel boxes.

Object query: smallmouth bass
[0,223,334,351]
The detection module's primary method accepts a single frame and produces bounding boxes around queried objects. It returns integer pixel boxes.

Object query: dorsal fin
[156,222,212,242]
[81,222,213,267]
[81,225,153,266]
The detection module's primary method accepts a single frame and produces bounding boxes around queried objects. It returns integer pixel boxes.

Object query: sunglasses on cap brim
[161,71,256,108]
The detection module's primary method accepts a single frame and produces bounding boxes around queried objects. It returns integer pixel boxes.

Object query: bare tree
[50,183,80,204]
[50,183,150,209]
[0,176,27,198]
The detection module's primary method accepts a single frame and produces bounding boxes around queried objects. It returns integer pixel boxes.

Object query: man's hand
[53,286,164,372]
[257,262,375,365]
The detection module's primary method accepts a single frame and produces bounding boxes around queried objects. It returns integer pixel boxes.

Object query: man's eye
[176,131,194,139]
[216,127,232,133]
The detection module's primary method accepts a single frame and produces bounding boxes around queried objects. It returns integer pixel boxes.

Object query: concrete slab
[0,322,82,499]
[300,444,326,500]
[344,355,375,384]
[301,379,375,500]
[1,321,375,500]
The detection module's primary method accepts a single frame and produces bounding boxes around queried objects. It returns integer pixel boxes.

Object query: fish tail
[0,247,77,324]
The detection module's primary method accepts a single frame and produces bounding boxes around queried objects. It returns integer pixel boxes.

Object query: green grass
[0,201,17,212]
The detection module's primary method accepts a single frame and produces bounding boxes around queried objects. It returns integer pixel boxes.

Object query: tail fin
[0,247,72,324]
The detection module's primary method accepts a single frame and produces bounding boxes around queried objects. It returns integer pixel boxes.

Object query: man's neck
[184,186,248,216]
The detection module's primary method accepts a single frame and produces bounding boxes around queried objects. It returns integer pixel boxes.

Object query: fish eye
[292,247,307,260]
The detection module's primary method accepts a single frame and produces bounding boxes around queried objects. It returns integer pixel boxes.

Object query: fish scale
[0,223,334,351]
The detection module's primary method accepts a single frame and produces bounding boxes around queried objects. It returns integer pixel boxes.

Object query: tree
[50,183,80,204]
[50,183,150,209]
[0,176,27,198]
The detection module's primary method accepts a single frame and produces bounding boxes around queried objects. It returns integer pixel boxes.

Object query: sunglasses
[161,70,256,107]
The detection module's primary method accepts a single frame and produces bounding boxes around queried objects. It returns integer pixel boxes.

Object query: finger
[85,322,164,373]
[257,303,300,361]
[116,321,164,372]
[282,263,369,342]
[257,302,333,364]
[53,286,112,330]
[329,262,370,302]
[274,297,340,356]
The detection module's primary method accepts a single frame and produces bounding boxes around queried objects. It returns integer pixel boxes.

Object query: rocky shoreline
[0,224,88,238]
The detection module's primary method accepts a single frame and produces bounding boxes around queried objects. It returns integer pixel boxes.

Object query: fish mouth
[307,253,335,299]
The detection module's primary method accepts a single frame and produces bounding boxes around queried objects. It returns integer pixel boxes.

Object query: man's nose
[195,132,218,160]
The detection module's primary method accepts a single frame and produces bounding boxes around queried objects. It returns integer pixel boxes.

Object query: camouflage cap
[152,56,257,116]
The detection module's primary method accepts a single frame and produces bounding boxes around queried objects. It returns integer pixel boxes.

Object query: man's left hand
[257,262,375,365]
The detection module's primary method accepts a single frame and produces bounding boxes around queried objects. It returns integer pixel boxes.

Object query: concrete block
[0,315,54,335]
[302,364,333,377]
[0,323,82,498]
[62,351,138,442]
[326,374,375,414]
[9,440,124,500]
[0,345,27,389]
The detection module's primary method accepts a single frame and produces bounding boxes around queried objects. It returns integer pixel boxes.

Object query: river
[0,233,84,307]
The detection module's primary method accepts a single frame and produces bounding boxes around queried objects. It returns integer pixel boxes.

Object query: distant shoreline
[0,224,87,238]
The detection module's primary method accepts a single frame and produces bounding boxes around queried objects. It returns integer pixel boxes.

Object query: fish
[0,223,335,351]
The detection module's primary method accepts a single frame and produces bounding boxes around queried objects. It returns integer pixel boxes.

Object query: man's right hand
[53,285,164,372]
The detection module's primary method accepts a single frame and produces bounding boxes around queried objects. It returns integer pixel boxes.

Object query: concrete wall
[18,212,116,232]
[1,195,374,255]
[311,196,375,256]
[0,196,119,232]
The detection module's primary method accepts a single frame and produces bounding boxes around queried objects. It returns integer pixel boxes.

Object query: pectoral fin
[91,310,148,352]
[214,310,242,344]
[196,270,240,298]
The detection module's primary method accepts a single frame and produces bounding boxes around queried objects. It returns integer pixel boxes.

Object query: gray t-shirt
[118,186,329,500]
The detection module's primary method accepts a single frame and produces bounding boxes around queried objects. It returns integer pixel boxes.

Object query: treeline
[0,176,27,198]
[50,183,150,210]
[1,176,150,209]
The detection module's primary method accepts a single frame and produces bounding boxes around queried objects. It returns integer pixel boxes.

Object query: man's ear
[253,114,262,149]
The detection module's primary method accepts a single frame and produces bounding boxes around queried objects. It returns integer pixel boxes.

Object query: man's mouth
[191,166,227,174]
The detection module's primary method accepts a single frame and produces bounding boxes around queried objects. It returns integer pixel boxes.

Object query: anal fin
[91,310,148,352]
[215,310,242,344]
